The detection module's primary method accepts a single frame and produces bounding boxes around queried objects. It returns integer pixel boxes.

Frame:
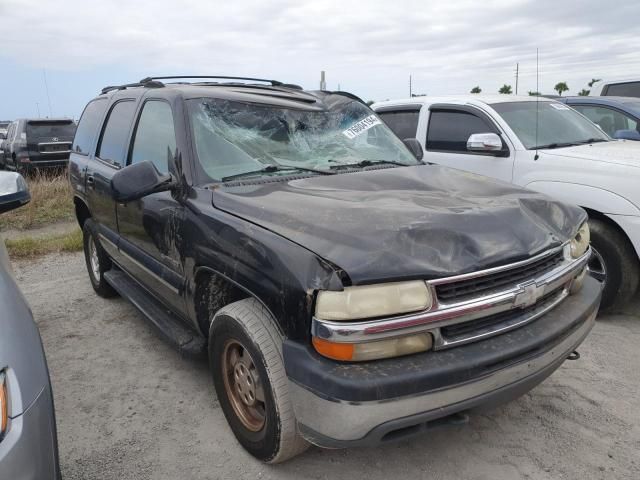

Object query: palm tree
[528,91,541,96]
[554,82,569,96]
[588,78,601,88]
[499,84,513,94]
[578,89,590,96]
[470,86,482,94]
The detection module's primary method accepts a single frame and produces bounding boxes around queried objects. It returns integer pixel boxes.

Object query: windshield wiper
[221,164,333,182]
[576,138,609,145]
[329,159,413,170]
[533,142,578,150]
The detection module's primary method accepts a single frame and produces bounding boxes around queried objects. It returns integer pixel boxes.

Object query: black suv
[1,118,76,172]
[69,76,601,463]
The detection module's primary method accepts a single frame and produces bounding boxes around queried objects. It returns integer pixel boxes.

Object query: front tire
[82,219,117,298]
[209,298,309,463]
[588,218,639,310]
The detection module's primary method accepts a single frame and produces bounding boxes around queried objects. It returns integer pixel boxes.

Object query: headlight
[315,280,432,321]
[0,371,7,442]
[570,222,590,258]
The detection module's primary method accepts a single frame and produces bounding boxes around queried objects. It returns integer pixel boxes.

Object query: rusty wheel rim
[222,339,266,432]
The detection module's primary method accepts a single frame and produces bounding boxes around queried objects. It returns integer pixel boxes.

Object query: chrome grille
[435,250,565,303]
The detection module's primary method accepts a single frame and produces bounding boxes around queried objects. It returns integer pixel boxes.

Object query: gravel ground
[12,252,640,480]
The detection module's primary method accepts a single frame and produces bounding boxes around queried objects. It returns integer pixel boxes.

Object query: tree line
[470,78,601,96]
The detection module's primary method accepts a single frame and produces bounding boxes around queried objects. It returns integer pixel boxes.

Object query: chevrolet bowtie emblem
[514,281,544,308]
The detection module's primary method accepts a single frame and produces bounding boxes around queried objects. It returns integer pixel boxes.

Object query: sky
[1,0,639,120]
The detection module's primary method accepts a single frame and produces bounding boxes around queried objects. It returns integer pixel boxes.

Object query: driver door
[116,99,186,316]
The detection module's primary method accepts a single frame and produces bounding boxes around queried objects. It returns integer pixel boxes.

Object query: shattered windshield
[188,97,419,182]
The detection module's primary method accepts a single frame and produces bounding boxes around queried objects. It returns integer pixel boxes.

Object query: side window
[572,105,638,137]
[377,110,420,140]
[427,110,495,152]
[129,101,176,174]
[604,82,640,98]
[96,100,137,167]
[73,99,108,155]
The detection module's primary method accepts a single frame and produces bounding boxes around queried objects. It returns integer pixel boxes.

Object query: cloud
[1,0,639,103]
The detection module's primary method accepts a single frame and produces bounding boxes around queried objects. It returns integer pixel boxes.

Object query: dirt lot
[12,252,640,480]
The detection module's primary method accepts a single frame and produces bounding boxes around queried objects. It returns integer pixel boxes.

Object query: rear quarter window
[73,99,108,155]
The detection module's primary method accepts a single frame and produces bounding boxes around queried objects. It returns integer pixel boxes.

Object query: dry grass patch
[5,228,83,259]
[0,171,74,230]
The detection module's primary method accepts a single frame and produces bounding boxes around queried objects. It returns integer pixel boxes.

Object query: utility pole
[36,102,41,118]
[320,71,326,90]
[515,63,519,95]
[409,75,412,97]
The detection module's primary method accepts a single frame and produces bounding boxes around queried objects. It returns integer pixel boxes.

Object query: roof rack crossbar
[139,76,284,87]
[100,79,164,95]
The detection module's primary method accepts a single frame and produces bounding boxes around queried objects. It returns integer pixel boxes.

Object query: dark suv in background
[1,119,76,172]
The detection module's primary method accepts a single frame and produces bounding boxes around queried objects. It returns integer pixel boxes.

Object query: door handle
[86,175,95,188]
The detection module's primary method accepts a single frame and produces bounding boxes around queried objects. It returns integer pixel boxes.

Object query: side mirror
[0,172,31,214]
[467,133,505,154]
[111,161,174,203]
[402,138,424,161]
[613,129,640,141]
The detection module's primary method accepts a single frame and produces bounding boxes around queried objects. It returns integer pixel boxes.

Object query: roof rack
[100,76,302,95]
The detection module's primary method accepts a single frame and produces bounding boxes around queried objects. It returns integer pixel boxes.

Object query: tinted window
[427,111,494,152]
[377,110,420,140]
[97,101,136,166]
[73,99,108,155]
[130,101,176,174]
[572,105,638,136]
[604,82,640,98]
[26,120,76,140]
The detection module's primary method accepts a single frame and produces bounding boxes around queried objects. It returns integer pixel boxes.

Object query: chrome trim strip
[311,247,590,347]
[428,244,565,286]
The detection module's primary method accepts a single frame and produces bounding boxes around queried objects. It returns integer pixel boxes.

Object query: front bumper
[284,276,601,448]
[0,386,61,479]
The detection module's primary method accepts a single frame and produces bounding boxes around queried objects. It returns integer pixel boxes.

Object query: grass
[4,228,83,259]
[0,171,75,230]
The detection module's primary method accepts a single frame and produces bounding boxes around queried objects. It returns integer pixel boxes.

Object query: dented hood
[212,165,586,284]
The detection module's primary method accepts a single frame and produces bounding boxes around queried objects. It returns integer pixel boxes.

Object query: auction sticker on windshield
[343,115,382,139]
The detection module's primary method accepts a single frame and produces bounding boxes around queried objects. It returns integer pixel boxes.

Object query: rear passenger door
[86,99,137,252]
[424,106,514,182]
[115,99,186,315]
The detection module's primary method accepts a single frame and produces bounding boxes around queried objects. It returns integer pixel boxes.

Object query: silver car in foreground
[0,171,61,479]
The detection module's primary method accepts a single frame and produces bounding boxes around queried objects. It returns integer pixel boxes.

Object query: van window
[73,99,108,155]
[377,110,420,140]
[427,110,494,152]
[604,82,640,98]
[129,101,176,174]
[96,101,136,167]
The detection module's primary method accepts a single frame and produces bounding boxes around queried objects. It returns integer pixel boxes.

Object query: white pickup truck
[372,95,640,310]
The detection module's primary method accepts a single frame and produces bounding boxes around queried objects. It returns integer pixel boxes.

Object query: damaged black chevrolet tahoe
[69,76,601,463]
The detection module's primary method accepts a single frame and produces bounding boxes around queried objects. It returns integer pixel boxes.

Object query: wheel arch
[74,195,91,228]
[192,266,280,339]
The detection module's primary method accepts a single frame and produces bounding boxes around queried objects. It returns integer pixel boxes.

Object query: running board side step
[104,269,206,358]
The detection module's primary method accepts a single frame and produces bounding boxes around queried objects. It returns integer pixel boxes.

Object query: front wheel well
[582,208,628,238]
[193,269,249,337]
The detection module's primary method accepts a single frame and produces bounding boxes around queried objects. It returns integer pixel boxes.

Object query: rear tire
[588,218,639,310]
[209,298,309,463]
[82,219,117,298]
